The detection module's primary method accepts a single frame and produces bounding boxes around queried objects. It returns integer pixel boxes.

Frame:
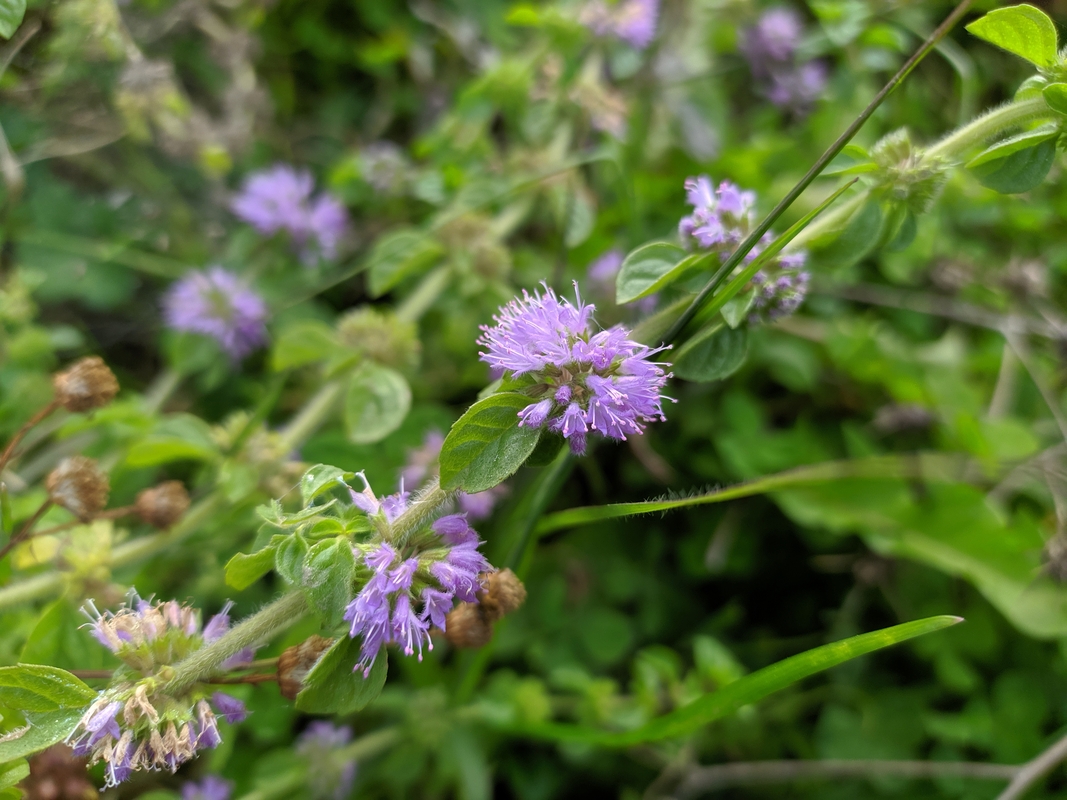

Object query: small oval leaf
[970,137,1057,194]
[440,393,543,493]
[966,4,1058,68]
[344,364,412,445]
[616,242,692,304]
[673,324,748,382]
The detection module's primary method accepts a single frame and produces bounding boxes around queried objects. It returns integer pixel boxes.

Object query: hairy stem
[278,380,344,453]
[167,590,309,694]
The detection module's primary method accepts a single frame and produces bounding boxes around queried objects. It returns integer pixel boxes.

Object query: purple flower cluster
[163,267,268,360]
[580,0,659,49]
[740,7,827,113]
[344,479,493,675]
[71,594,250,786]
[231,165,348,263]
[401,431,508,520]
[679,176,810,322]
[182,776,233,800]
[478,284,671,455]
[297,722,358,800]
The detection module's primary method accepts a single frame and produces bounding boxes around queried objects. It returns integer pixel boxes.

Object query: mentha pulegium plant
[163,267,269,360]
[345,475,494,675]
[679,176,810,322]
[68,593,251,786]
[478,283,672,455]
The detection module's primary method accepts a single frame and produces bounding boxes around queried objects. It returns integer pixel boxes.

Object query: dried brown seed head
[52,357,118,413]
[134,481,190,529]
[478,568,526,622]
[22,743,97,800]
[278,635,335,700]
[443,603,493,649]
[46,457,109,521]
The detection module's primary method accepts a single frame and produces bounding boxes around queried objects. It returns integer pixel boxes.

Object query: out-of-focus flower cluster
[580,0,660,50]
[297,722,359,800]
[679,176,809,322]
[231,165,349,263]
[478,285,671,454]
[741,7,827,114]
[163,267,268,361]
[345,476,495,674]
[68,594,250,786]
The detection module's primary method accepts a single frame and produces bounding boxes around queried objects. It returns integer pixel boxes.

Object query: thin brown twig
[0,400,59,475]
[22,505,137,540]
[668,759,1021,798]
[816,282,1066,340]
[997,730,1067,800]
[0,499,53,562]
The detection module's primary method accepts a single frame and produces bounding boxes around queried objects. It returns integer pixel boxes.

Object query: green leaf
[344,364,411,445]
[0,666,95,713]
[0,708,84,763]
[966,125,1059,168]
[300,464,351,506]
[504,616,960,746]
[125,414,220,467]
[615,242,697,304]
[0,760,27,790]
[1043,82,1067,114]
[966,4,1058,68]
[274,535,309,586]
[225,546,277,590]
[21,600,106,672]
[970,136,1057,194]
[440,393,543,493]
[525,432,565,468]
[366,228,445,297]
[295,638,388,714]
[673,324,748,382]
[0,0,25,39]
[813,198,884,270]
[721,291,756,329]
[302,538,355,627]
[271,321,340,371]
[822,145,878,177]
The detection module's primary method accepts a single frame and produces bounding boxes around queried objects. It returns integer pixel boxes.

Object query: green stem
[792,97,1053,250]
[278,380,344,452]
[395,265,451,323]
[167,590,309,694]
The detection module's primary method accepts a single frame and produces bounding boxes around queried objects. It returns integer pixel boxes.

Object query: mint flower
[231,165,348,263]
[478,284,671,454]
[163,267,268,360]
[581,0,660,49]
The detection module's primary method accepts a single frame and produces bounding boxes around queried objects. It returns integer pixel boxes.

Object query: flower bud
[134,481,190,529]
[336,307,420,370]
[22,743,98,800]
[278,635,334,700]
[478,568,526,623]
[47,457,109,521]
[52,357,119,413]
[443,602,493,649]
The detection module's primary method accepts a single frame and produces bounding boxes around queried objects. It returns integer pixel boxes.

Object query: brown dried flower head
[52,357,119,413]
[445,569,527,648]
[134,481,190,529]
[278,635,334,700]
[479,568,527,623]
[443,602,494,649]
[21,743,98,800]
[46,457,109,521]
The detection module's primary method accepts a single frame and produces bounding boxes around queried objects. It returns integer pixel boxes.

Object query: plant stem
[0,500,52,562]
[670,759,1020,798]
[927,96,1051,161]
[662,0,975,344]
[167,590,309,694]
[278,380,344,452]
[395,265,451,323]
[997,730,1067,800]
[0,400,59,475]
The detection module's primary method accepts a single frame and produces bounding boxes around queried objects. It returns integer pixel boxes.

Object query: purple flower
[163,267,268,360]
[391,592,432,659]
[211,692,248,724]
[679,178,757,251]
[420,587,453,630]
[766,61,828,112]
[348,472,408,522]
[231,165,348,263]
[587,249,624,285]
[432,514,476,546]
[581,0,659,49]
[742,7,803,67]
[202,601,233,642]
[478,283,672,453]
[182,776,233,800]
[430,542,491,603]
